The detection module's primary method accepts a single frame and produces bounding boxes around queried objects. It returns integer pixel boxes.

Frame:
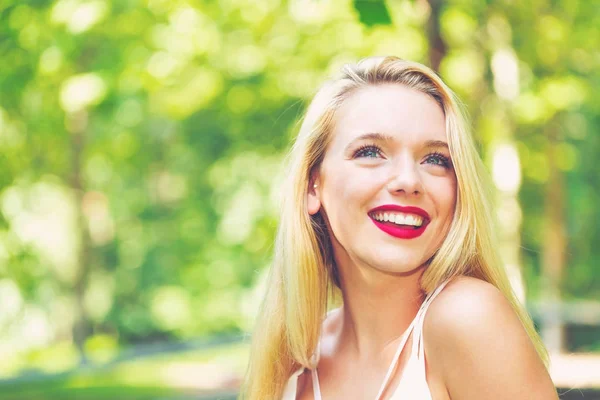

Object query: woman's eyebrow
[345,132,394,150]
[344,135,449,151]
[423,139,449,150]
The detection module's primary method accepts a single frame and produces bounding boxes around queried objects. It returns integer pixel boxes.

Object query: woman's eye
[424,152,451,168]
[353,145,383,159]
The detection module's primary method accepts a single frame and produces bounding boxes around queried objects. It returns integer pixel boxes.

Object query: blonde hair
[242,56,548,399]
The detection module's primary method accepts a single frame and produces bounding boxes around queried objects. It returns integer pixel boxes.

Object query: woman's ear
[307,177,321,215]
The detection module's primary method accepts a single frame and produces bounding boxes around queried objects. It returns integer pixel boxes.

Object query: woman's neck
[334,261,426,361]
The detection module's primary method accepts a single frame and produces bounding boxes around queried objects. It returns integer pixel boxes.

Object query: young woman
[243,56,558,400]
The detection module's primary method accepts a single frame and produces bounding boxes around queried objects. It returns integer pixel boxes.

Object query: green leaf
[353,0,392,26]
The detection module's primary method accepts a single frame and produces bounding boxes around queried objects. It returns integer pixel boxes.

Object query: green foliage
[0,0,598,380]
[353,0,392,26]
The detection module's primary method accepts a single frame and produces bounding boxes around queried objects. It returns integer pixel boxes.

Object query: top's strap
[373,317,417,400]
[411,279,452,357]
[311,367,322,400]
[376,279,452,400]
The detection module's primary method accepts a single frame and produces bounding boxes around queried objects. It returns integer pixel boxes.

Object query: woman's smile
[368,204,431,239]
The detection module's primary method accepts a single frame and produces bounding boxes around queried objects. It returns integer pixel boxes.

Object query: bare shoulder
[424,276,522,365]
[423,276,558,399]
[319,307,342,359]
[425,276,513,330]
[323,307,343,335]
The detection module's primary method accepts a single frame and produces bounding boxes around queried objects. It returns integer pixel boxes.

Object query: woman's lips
[368,205,430,239]
[370,218,428,239]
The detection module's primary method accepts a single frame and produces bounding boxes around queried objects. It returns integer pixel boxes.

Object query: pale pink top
[281,280,451,400]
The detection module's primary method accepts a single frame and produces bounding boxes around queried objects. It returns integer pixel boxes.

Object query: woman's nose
[386,161,423,196]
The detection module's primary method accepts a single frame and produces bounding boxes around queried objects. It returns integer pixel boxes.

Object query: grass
[0,340,248,400]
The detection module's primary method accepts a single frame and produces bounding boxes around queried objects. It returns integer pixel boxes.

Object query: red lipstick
[368,205,430,239]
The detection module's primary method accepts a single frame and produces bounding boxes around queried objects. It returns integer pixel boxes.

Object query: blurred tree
[503,0,600,352]
[426,0,446,71]
[0,0,598,374]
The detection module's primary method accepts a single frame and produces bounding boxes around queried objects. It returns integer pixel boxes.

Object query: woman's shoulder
[323,307,343,335]
[423,276,556,398]
[424,276,519,342]
[318,307,343,362]
[428,276,509,319]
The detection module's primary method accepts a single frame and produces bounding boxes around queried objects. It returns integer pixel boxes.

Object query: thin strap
[374,281,450,400]
[311,368,322,400]
[411,280,452,357]
[283,367,305,400]
[373,318,417,400]
[310,334,323,400]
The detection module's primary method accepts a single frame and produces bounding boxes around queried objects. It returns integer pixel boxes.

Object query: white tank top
[281,280,451,400]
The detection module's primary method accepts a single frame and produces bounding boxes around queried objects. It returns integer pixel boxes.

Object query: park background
[0,0,599,398]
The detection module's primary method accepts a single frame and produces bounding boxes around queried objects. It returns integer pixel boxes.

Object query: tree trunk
[427,0,446,72]
[67,110,92,365]
[541,131,567,354]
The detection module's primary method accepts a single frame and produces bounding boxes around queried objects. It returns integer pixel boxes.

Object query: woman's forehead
[330,84,447,147]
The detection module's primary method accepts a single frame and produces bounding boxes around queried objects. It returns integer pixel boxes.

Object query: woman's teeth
[371,212,424,227]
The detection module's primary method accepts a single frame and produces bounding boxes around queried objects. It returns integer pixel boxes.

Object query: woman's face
[308,83,457,276]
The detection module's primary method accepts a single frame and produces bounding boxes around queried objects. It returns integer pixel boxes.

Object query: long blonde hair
[242,56,548,399]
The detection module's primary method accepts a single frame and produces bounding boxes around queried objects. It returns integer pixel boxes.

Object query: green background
[0,0,598,398]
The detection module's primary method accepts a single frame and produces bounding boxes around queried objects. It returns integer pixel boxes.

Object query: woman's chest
[294,352,408,400]
[293,356,451,400]
[295,369,389,400]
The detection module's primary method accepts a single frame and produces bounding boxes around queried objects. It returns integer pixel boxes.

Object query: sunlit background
[0,0,598,398]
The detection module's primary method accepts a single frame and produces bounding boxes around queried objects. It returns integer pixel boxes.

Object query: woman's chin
[369,257,429,276]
